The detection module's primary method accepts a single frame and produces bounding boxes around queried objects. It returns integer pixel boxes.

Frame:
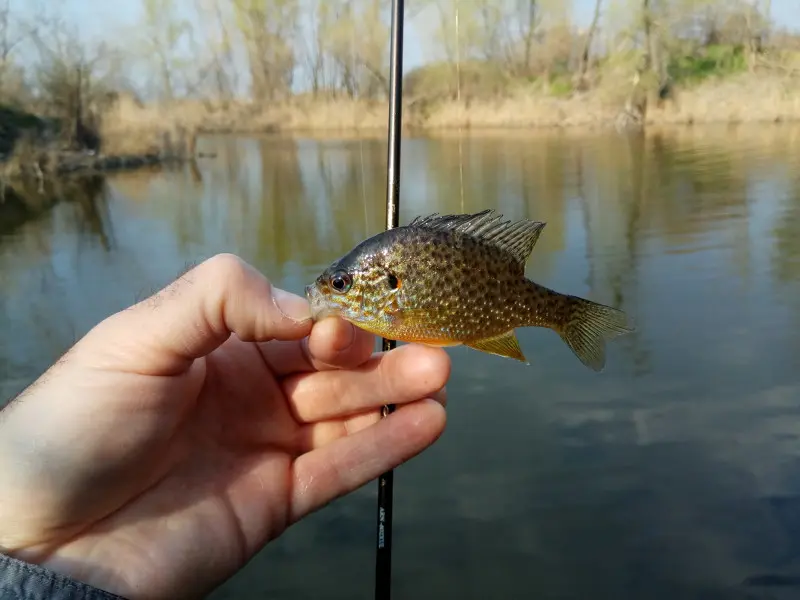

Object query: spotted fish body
[305,210,634,371]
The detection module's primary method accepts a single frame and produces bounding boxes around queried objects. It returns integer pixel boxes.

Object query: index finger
[83,254,313,376]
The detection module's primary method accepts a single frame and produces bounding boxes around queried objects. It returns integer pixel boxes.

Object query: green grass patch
[668,44,748,84]
[547,75,574,97]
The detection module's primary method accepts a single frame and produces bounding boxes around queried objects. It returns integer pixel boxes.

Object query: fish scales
[305,210,635,371]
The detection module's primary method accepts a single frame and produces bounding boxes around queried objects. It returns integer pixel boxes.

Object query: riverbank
[2,70,799,190]
[0,99,192,200]
[151,71,800,137]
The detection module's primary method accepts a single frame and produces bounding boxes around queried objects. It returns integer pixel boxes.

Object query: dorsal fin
[408,210,547,266]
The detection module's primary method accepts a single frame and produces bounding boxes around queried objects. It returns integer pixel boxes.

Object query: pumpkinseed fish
[304,210,634,371]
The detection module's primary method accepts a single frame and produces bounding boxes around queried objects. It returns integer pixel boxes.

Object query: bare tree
[0,0,38,104]
[519,0,538,75]
[299,0,331,95]
[576,0,602,87]
[192,0,239,102]
[319,0,390,99]
[29,18,121,151]
[139,0,191,102]
[231,0,299,102]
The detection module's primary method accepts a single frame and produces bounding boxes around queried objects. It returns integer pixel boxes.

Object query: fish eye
[329,270,352,294]
[387,272,399,289]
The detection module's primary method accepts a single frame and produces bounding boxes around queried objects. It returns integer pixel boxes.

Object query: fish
[304,209,634,371]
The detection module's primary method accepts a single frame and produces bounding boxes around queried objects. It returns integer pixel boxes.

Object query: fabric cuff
[0,553,125,600]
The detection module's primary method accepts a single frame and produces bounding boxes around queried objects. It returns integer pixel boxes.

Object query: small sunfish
[305,210,634,371]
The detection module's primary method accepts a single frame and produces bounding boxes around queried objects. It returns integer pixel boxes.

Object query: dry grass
[4,70,800,176]
[97,95,198,156]
[1,131,59,180]
[642,73,800,125]
[97,94,391,156]
[412,72,800,129]
[420,94,615,128]
[97,72,799,148]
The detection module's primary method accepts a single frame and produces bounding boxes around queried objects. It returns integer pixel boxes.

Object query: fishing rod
[375,0,404,598]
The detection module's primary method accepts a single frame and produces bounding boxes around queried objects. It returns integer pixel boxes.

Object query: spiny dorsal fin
[408,210,546,266]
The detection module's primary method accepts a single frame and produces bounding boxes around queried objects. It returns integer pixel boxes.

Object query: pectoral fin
[465,330,528,363]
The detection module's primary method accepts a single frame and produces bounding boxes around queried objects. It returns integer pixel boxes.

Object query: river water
[2,127,800,599]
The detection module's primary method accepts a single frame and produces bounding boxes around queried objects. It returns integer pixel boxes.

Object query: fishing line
[360,137,368,231]
[375,0,404,598]
[455,3,464,212]
[349,3,369,232]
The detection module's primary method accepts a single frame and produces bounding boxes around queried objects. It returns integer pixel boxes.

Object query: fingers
[295,386,447,451]
[289,398,447,523]
[283,344,451,423]
[258,317,377,376]
[84,254,313,375]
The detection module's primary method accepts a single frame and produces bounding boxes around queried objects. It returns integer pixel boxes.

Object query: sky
[17,0,800,94]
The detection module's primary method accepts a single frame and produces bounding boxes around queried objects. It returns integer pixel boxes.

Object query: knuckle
[377,353,399,401]
[203,253,273,299]
[203,253,248,282]
[329,374,350,414]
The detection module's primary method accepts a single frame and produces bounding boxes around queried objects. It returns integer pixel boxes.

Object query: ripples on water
[2,126,800,599]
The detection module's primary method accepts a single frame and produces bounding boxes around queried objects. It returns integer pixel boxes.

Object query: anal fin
[464,330,528,364]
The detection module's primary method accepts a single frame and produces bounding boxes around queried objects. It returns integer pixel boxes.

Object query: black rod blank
[375,0,405,598]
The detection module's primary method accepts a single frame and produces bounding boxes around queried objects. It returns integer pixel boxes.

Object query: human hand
[0,254,449,599]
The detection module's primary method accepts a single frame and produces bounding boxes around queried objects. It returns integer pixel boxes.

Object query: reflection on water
[2,127,800,599]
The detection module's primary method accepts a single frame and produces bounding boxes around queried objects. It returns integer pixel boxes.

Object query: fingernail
[272,288,312,323]
[434,385,448,408]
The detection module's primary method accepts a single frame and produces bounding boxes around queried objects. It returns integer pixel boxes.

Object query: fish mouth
[305,283,342,322]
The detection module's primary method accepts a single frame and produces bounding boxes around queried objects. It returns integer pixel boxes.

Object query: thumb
[83,254,312,375]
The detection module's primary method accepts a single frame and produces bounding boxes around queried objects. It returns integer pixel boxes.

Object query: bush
[0,105,47,157]
[668,44,748,84]
[404,60,511,102]
[547,75,574,97]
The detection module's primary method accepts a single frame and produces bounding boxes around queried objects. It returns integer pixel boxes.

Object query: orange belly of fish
[415,339,462,347]
[392,331,463,347]
[344,319,463,347]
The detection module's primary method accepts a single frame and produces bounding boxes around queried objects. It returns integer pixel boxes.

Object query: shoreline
[187,101,800,137]
[3,71,800,182]
[3,113,798,234]
[193,118,800,139]
[5,118,799,186]
[92,71,799,143]
[195,72,800,134]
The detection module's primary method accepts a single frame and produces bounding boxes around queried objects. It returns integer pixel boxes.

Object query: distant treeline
[0,0,798,164]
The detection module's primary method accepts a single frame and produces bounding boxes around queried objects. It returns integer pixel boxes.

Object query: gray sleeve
[0,553,126,600]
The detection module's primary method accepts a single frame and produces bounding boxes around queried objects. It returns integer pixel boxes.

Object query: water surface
[2,127,800,599]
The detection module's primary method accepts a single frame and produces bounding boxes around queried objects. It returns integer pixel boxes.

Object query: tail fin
[558,296,634,371]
